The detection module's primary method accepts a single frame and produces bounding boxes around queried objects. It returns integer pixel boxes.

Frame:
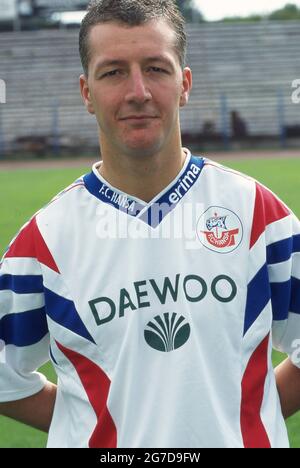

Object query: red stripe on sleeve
[5,217,59,273]
[250,183,290,249]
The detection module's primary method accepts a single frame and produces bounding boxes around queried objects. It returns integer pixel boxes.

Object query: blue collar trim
[83,155,204,228]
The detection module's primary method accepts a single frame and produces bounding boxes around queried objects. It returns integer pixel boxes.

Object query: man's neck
[98,146,187,203]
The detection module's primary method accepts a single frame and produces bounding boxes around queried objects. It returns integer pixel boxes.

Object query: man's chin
[122,139,162,158]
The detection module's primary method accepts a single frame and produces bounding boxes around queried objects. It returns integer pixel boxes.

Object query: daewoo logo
[89,273,237,327]
[144,313,190,352]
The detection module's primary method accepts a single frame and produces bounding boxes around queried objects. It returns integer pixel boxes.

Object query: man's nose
[124,70,152,104]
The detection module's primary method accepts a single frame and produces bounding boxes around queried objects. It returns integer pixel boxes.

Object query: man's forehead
[88,19,176,51]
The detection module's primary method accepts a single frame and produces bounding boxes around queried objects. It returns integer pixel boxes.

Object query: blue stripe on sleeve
[270,280,291,321]
[294,234,300,253]
[267,237,293,264]
[244,264,271,335]
[271,277,300,320]
[44,288,96,344]
[290,277,300,315]
[267,235,300,265]
[0,308,48,346]
[0,274,44,294]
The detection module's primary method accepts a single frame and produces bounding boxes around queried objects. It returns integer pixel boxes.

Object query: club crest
[197,206,243,253]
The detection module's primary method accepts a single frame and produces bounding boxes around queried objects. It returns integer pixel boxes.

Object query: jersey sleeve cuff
[0,372,48,403]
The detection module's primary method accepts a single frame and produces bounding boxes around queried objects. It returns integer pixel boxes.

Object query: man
[0,0,300,448]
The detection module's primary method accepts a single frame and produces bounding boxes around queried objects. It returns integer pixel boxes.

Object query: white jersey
[1,149,300,448]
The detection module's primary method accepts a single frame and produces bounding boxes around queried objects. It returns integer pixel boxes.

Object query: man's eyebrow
[144,56,174,66]
[95,59,127,71]
[94,56,174,71]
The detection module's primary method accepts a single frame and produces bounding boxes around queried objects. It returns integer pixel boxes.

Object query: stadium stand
[185,21,300,138]
[0,21,299,154]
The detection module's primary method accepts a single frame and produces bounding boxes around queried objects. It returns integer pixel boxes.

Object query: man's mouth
[120,115,158,120]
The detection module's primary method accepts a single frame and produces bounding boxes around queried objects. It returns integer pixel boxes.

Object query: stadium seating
[0,21,299,152]
[185,21,300,137]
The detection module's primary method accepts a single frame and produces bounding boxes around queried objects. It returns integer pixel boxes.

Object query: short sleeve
[268,208,300,368]
[0,218,50,402]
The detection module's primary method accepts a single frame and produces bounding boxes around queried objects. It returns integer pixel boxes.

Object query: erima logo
[144,313,190,352]
[168,163,201,205]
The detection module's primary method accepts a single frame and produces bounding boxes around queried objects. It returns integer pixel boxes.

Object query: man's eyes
[101,70,120,78]
[149,66,168,73]
[100,67,168,79]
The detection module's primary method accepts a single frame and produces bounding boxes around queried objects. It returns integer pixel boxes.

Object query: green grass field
[0,158,299,448]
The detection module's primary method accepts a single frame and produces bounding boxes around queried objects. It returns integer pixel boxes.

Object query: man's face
[80,19,192,158]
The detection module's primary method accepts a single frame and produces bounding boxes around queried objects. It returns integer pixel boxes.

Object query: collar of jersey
[83,149,205,228]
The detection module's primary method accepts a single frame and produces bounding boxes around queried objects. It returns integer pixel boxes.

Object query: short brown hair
[79,0,186,76]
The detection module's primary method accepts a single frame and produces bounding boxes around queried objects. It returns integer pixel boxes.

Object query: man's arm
[275,358,300,419]
[0,381,57,433]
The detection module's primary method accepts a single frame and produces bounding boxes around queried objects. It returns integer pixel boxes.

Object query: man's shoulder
[200,156,256,194]
[202,157,253,183]
[1,175,89,263]
[201,156,291,214]
[37,176,87,218]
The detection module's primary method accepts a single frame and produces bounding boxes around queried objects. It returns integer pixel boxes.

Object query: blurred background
[0,0,299,449]
[0,0,299,158]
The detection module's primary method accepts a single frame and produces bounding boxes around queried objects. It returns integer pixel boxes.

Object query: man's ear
[179,67,192,108]
[80,74,95,115]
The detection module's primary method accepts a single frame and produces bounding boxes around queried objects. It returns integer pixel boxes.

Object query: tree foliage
[269,3,300,20]
[180,2,300,23]
[218,3,300,22]
[176,0,204,23]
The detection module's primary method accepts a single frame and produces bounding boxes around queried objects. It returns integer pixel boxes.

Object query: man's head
[79,0,192,159]
[79,0,187,77]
